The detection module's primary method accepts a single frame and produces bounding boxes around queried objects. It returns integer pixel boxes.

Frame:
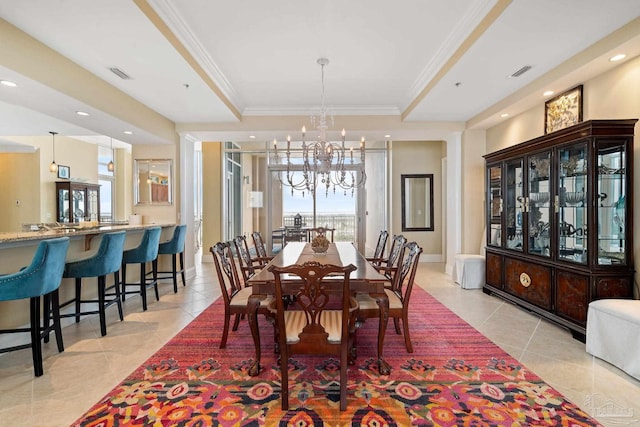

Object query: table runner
[295,243,344,266]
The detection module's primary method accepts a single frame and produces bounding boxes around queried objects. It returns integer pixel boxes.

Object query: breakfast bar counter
[0,223,176,331]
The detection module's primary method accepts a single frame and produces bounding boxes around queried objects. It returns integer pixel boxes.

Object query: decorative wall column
[445,131,462,275]
[179,132,198,276]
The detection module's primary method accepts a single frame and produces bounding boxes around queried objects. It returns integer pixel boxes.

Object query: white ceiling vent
[508,65,532,78]
[109,67,132,80]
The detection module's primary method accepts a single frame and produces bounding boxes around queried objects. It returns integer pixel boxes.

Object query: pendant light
[49,131,58,173]
[107,138,115,172]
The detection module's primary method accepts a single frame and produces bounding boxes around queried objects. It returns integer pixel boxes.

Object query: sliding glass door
[222,141,387,256]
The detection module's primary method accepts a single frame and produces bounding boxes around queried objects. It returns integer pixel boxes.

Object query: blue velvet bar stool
[60,231,126,336]
[121,227,161,311]
[152,224,187,293]
[0,237,69,377]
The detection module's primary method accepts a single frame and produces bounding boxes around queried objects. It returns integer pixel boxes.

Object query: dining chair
[374,234,407,281]
[0,237,69,377]
[210,241,272,349]
[356,241,422,353]
[268,261,358,411]
[251,231,274,261]
[366,230,389,267]
[284,226,306,242]
[307,226,335,242]
[233,235,269,284]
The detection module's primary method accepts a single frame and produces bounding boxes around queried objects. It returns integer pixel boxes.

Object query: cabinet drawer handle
[519,272,531,287]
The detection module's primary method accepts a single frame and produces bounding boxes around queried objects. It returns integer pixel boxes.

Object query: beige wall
[113,148,133,222]
[485,54,640,284]
[0,152,40,231]
[391,140,444,258]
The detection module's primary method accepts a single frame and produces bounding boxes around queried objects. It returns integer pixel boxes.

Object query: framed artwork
[57,165,70,179]
[544,85,583,134]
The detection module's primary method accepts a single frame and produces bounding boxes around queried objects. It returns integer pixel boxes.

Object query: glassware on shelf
[529,192,550,205]
[613,195,625,230]
[564,191,586,206]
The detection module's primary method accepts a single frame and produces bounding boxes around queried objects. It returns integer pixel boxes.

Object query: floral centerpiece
[311,234,330,253]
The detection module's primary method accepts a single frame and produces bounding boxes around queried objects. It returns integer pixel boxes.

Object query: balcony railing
[282,213,356,242]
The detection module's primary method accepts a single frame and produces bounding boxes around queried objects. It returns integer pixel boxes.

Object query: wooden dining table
[246,242,391,376]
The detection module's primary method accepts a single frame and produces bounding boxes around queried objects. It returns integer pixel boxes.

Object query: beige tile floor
[0,261,638,426]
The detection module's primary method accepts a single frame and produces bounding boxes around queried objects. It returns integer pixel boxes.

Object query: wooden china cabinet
[56,181,101,224]
[483,119,636,341]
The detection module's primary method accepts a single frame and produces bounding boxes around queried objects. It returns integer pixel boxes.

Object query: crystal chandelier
[271,58,366,197]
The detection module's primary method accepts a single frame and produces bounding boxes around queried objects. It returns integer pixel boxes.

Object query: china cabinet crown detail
[483,119,636,341]
[56,181,101,224]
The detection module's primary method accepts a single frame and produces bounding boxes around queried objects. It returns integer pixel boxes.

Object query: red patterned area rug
[72,286,600,426]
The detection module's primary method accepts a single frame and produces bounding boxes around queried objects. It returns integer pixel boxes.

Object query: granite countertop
[0,223,173,244]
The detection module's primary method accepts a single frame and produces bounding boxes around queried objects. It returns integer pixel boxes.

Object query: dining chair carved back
[233,235,263,284]
[211,241,271,349]
[375,234,407,281]
[268,261,358,411]
[366,230,389,267]
[251,231,274,262]
[307,226,335,242]
[357,241,422,353]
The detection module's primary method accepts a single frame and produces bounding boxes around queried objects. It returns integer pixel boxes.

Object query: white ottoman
[452,254,485,289]
[586,299,640,380]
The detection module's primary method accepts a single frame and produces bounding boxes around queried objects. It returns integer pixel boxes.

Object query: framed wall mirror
[134,159,173,205]
[401,173,434,231]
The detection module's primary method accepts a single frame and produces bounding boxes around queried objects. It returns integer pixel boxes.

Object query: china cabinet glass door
[57,188,69,223]
[487,164,502,247]
[527,151,551,257]
[505,158,523,251]
[597,143,627,265]
[557,142,587,264]
[87,188,99,221]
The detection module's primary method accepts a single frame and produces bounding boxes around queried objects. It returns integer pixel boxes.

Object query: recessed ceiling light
[249,135,256,139]
[609,53,626,62]
[76,111,89,116]
[0,80,17,87]
[123,131,133,135]
[543,90,555,97]
[384,135,391,138]
[501,113,509,118]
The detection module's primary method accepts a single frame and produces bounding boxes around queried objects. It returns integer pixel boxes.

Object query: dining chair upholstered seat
[357,241,422,353]
[283,310,344,343]
[61,231,126,336]
[154,224,187,293]
[268,261,358,411]
[0,237,69,377]
[210,241,273,349]
[121,227,161,311]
